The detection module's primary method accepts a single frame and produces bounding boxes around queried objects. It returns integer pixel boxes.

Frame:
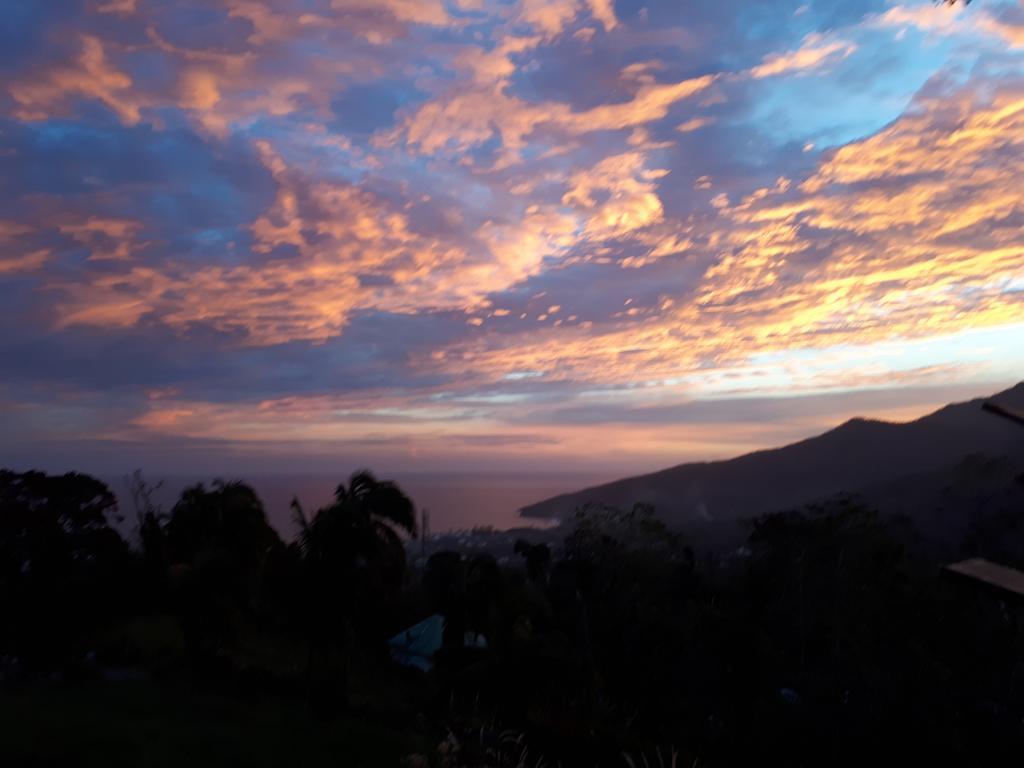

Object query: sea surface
[106,471,616,541]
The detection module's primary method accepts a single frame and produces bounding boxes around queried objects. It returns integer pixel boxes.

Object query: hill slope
[520,383,1024,530]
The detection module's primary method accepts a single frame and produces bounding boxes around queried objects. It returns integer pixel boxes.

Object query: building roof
[944,557,1024,600]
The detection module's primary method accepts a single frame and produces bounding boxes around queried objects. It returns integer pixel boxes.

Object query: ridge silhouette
[521,382,1024,534]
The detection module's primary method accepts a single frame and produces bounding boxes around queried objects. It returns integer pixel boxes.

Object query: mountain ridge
[520,383,1024,530]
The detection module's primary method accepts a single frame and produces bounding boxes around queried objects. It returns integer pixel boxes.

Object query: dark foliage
[0,470,130,667]
[2,464,1023,766]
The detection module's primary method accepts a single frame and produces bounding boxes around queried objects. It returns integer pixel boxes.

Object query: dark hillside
[521,383,1024,531]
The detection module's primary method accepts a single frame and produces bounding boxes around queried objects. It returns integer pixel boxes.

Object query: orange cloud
[587,0,618,32]
[475,205,579,287]
[120,368,985,472]
[13,0,1022,416]
[871,2,1022,49]
[518,0,617,38]
[871,3,969,36]
[7,35,145,124]
[519,0,580,37]
[424,81,1024,387]
[158,31,352,136]
[57,79,1024,367]
[562,151,668,239]
[977,13,1024,48]
[749,34,857,78]
[51,141,578,344]
[94,0,136,13]
[677,116,714,133]
[0,222,48,274]
[396,70,716,160]
[332,0,451,27]
[59,218,143,261]
[121,388,773,469]
[455,34,542,86]
[0,221,32,242]
[0,250,50,275]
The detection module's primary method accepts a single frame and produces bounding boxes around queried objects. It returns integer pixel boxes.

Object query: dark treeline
[2,467,1024,766]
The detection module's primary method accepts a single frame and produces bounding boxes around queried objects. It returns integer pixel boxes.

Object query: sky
[1,0,1023,477]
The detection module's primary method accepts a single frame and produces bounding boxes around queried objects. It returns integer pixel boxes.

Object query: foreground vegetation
[0,679,415,768]
[2,466,1023,766]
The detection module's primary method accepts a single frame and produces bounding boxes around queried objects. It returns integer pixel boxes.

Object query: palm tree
[292,470,416,589]
[291,470,416,706]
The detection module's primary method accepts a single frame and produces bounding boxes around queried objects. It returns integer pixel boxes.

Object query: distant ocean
[105,472,616,540]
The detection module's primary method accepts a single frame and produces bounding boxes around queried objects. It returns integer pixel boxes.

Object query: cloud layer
[1,0,1022,474]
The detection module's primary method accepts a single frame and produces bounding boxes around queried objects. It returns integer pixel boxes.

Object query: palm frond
[291,497,312,551]
[367,481,416,536]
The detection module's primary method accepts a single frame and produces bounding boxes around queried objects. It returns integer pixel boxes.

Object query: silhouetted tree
[291,470,416,705]
[424,550,468,649]
[125,470,168,585]
[514,540,551,585]
[162,480,283,659]
[292,470,415,596]
[0,470,129,667]
[563,502,679,564]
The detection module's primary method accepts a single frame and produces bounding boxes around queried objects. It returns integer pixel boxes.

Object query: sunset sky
[1,0,1023,476]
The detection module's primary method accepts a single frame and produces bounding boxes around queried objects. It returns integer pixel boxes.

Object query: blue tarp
[389,613,445,671]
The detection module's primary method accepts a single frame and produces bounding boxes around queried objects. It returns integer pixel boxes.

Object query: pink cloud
[8,36,145,125]
[749,34,857,79]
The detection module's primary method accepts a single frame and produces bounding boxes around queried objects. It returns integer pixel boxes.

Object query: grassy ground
[0,679,418,768]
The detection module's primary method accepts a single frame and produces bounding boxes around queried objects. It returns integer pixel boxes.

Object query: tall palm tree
[291,470,416,706]
[292,470,416,589]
